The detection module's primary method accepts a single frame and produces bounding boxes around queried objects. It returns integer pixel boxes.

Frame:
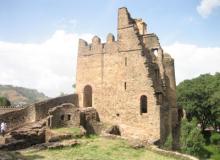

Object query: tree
[180,119,210,158]
[0,97,11,106]
[177,73,220,131]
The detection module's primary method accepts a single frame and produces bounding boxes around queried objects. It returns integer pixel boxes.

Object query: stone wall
[48,103,80,128]
[34,94,79,121]
[0,106,24,114]
[0,94,79,131]
[76,7,179,146]
[0,105,35,130]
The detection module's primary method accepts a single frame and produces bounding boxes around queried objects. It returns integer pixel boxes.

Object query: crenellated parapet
[104,33,118,54]
[78,33,118,56]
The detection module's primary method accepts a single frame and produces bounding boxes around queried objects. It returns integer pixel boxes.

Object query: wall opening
[107,125,121,136]
[140,95,147,114]
[61,115,64,121]
[83,85,92,107]
[156,92,163,105]
[155,69,160,81]
[125,57,127,66]
[124,82,127,90]
[67,114,71,121]
[48,117,51,128]
[152,48,159,56]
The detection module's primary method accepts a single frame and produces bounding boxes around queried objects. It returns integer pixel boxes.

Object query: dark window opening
[61,115,64,121]
[125,57,127,66]
[155,69,159,80]
[116,113,120,117]
[48,117,51,128]
[83,85,92,107]
[124,82,127,90]
[67,114,71,121]
[156,92,163,105]
[140,95,147,114]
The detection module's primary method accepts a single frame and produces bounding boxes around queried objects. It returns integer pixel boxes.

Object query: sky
[0,0,220,97]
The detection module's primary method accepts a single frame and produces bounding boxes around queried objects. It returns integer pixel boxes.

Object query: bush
[0,97,11,106]
[162,134,172,150]
[180,119,210,158]
[210,132,220,145]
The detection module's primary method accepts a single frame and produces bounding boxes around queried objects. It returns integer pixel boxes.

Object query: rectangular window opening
[124,82,127,90]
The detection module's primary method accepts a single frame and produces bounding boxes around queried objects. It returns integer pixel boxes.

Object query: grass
[51,127,82,136]
[205,144,220,160]
[17,136,179,160]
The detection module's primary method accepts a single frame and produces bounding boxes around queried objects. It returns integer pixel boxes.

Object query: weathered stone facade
[76,7,179,147]
[47,103,80,128]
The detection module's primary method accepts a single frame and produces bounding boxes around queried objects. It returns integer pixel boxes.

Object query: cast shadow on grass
[0,151,45,160]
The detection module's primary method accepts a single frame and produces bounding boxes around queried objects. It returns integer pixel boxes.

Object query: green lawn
[51,127,82,136]
[17,136,179,160]
[205,144,220,160]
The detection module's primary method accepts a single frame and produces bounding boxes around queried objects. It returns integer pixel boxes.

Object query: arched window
[83,85,92,107]
[140,95,147,114]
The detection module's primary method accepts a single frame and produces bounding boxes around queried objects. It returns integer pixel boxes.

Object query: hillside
[0,85,49,106]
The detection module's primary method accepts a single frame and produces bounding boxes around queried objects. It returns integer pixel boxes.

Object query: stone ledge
[147,145,199,160]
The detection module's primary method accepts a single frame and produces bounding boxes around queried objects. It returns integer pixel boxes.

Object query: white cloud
[164,42,220,84]
[197,0,220,18]
[0,30,93,97]
[0,31,219,97]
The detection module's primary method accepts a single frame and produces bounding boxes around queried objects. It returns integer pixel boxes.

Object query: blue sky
[1,0,220,46]
[0,0,220,97]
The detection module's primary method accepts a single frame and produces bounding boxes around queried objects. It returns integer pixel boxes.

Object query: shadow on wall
[80,107,102,135]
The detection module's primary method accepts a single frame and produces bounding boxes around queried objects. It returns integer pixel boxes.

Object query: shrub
[162,134,172,150]
[0,97,11,106]
[210,132,220,145]
[180,119,210,158]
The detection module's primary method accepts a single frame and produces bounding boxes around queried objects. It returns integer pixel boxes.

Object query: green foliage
[52,127,82,137]
[162,134,172,150]
[210,132,220,145]
[177,73,220,131]
[180,119,210,158]
[205,144,220,160]
[0,97,11,106]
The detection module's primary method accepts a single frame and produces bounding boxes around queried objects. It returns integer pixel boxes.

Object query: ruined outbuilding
[76,7,179,148]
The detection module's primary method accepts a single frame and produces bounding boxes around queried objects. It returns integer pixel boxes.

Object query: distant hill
[0,85,49,106]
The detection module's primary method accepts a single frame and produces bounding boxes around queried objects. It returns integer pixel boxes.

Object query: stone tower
[76,7,179,148]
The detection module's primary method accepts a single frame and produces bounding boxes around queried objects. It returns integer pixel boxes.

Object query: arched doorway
[83,85,92,107]
[140,95,147,114]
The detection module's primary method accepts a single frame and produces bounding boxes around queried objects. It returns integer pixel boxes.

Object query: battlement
[78,33,118,56]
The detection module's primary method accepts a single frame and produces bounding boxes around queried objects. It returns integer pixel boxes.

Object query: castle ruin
[76,7,179,147]
[0,7,179,150]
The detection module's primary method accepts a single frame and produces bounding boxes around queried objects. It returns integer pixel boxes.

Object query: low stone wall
[147,145,198,160]
[0,106,35,130]
[0,94,79,131]
[34,94,79,121]
[0,108,21,114]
